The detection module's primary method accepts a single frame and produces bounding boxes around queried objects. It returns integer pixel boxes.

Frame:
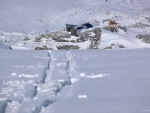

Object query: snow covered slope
[0,49,150,113]
[0,0,150,50]
[0,0,150,33]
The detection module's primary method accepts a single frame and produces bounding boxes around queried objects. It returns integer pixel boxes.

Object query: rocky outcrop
[35,46,52,50]
[57,45,80,50]
[34,28,101,50]
[136,35,150,44]
[89,28,101,49]
[105,44,125,49]
[78,28,101,49]
[34,31,71,42]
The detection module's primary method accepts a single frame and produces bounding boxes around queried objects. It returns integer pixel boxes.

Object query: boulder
[34,31,71,42]
[105,44,125,49]
[57,45,79,50]
[47,31,71,40]
[136,35,150,44]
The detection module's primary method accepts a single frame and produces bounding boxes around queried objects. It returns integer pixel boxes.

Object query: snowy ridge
[64,51,79,84]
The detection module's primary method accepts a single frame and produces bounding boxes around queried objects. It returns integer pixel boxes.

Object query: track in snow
[2,50,79,113]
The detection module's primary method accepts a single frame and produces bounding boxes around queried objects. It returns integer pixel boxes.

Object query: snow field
[0,50,50,113]
[1,49,150,113]
[42,49,150,113]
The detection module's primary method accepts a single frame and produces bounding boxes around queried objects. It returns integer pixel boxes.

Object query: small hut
[66,24,78,32]
[66,23,93,36]
[108,20,118,32]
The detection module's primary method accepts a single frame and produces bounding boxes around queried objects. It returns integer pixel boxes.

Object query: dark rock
[136,35,150,44]
[105,44,125,49]
[34,37,42,42]
[35,46,51,50]
[23,37,30,41]
[57,45,80,50]
[118,26,127,32]
[48,31,71,40]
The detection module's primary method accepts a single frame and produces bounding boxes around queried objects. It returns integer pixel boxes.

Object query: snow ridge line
[64,51,79,84]
[2,51,79,113]
[29,51,51,99]
[32,51,79,113]
[31,50,55,113]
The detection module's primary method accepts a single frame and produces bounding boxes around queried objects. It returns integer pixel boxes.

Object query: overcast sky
[0,0,149,33]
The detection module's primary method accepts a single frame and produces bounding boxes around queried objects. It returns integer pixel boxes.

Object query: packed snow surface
[0,49,150,113]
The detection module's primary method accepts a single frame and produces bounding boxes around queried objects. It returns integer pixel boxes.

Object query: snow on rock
[0,0,150,50]
[0,41,11,50]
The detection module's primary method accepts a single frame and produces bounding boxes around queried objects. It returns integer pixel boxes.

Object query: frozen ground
[0,49,150,113]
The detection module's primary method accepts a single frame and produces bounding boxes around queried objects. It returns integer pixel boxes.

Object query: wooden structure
[108,20,118,32]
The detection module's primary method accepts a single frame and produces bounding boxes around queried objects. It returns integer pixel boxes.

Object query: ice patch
[56,63,65,67]
[19,74,38,78]
[80,73,109,79]
[11,73,17,76]
[80,73,86,77]
[71,78,78,84]
[86,74,104,78]
[78,94,88,99]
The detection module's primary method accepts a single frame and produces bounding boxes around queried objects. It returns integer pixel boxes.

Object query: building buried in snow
[108,20,118,32]
[66,23,93,36]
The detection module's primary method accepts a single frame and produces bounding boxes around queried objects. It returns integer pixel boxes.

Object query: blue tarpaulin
[83,23,93,28]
